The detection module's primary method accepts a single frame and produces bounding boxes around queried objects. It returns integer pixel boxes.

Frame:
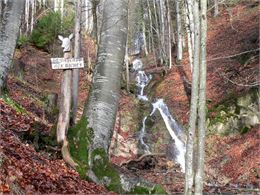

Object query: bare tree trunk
[0,0,25,95]
[158,0,166,63]
[54,0,59,12]
[25,0,30,34]
[30,0,36,33]
[84,0,93,33]
[85,0,128,153]
[194,0,207,193]
[185,3,193,71]
[142,16,148,56]
[166,0,172,68]
[146,0,155,53]
[60,0,64,19]
[214,0,219,17]
[92,0,98,42]
[125,37,130,93]
[72,0,82,125]
[153,0,161,65]
[125,9,130,93]
[186,0,195,72]
[176,0,183,62]
[184,0,200,194]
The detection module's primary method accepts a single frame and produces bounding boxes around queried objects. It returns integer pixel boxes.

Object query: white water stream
[134,59,186,172]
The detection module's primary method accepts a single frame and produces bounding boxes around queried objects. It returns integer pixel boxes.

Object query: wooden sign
[51,58,84,70]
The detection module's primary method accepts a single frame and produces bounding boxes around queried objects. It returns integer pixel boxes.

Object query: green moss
[91,148,122,192]
[240,126,250,134]
[67,116,93,179]
[2,94,25,114]
[128,184,166,194]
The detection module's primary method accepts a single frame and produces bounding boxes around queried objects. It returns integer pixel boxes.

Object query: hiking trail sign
[51,57,84,70]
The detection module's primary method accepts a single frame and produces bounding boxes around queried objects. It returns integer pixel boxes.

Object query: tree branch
[218,72,260,87]
[207,48,260,62]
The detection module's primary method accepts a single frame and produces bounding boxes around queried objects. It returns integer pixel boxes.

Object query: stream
[133,58,186,172]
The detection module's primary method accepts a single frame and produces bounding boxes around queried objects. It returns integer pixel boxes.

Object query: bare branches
[207,48,260,62]
[218,72,260,87]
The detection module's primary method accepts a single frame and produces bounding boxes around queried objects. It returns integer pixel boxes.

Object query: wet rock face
[208,87,260,135]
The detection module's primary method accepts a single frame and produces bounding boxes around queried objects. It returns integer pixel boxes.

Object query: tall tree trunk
[25,0,30,34]
[153,0,161,65]
[146,0,154,53]
[85,0,128,153]
[194,0,207,193]
[84,0,93,33]
[72,0,82,125]
[30,0,36,33]
[0,0,25,95]
[184,0,200,194]
[60,0,64,20]
[158,0,166,63]
[91,0,98,43]
[166,0,172,68]
[185,3,193,72]
[176,0,183,62]
[142,15,148,56]
[214,0,219,17]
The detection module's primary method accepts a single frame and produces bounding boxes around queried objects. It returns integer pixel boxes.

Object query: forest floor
[0,2,259,194]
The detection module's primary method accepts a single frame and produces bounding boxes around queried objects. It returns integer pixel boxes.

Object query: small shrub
[17,34,30,48]
[30,11,75,51]
[31,12,62,49]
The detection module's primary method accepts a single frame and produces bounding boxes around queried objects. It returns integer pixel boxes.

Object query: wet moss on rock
[91,148,122,192]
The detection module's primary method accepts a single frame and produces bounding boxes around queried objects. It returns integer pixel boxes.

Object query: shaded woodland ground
[0,2,259,194]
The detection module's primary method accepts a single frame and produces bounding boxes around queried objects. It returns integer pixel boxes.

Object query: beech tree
[71,0,82,124]
[175,0,183,62]
[67,0,165,193]
[184,0,207,194]
[0,0,25,95]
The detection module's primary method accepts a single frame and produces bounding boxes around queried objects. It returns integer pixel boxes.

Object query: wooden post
[56,34,74,143]
[55,34,78,168]
[56,52,72,143]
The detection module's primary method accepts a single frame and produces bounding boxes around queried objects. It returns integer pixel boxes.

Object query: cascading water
[134,58,186,173]
[132,59,143,71]
[150,99,186,172]
[136,70,150,101]
[139,116,151,153]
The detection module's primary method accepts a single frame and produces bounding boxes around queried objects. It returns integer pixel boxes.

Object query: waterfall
[139,116,151,153]
[150,99,186,172]
[134,58,186,172]
[132,59,143,71]
[136,70,150,101]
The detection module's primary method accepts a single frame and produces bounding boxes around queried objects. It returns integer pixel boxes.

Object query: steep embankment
[153,2,259,189]
[0,37,109,193]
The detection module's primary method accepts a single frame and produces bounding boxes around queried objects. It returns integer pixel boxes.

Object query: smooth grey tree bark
[176,0,183,62]
[146,0,155,53]
[166,0,172,68]
[184,0,200,194]
[72,0,131,190]
[194,0,207,193]
[0,0,25,95]
[85,0,128,152]
[72,0,82,124]
[214,0,219,17]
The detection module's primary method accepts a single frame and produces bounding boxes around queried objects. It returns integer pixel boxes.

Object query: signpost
[54,34,85,145]
[51,58,84,70]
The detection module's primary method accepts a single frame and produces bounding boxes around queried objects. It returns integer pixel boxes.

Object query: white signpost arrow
[51,58,84,70]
